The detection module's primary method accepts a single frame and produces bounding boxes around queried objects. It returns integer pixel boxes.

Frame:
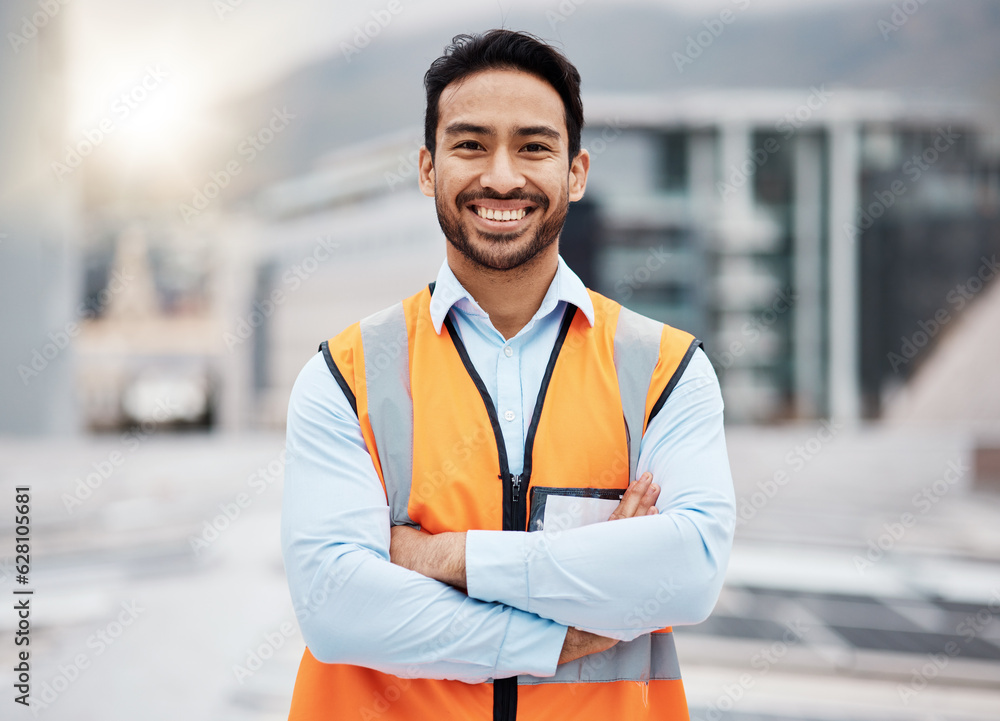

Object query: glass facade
[568,106,1000,422]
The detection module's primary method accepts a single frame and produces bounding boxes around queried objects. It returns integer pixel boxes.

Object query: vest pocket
[527,487,625,532]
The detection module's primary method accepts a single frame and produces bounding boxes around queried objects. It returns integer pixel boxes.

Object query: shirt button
[503,410,516,422]
[503,346,513,357]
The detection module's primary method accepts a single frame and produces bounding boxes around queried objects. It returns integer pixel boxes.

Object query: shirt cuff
[466,529,532,609]
[494,608,567,679]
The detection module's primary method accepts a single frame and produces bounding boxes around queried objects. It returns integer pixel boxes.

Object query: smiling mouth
[469,205,535,223]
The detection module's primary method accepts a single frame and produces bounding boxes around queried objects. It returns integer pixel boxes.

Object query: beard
[435,186,568,272]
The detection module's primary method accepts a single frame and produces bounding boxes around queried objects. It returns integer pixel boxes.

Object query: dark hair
[423,29,584,163]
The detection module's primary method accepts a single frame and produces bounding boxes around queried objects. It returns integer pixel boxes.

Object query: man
[281,29,735,721]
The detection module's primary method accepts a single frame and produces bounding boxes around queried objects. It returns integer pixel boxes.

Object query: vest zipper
[442,306,577,721]
[498,470,526,556]
[507,472,526,533]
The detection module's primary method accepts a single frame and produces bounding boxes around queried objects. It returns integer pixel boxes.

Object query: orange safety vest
[289,283,702,721]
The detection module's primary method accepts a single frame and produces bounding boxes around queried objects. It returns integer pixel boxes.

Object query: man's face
[418,68,589,272]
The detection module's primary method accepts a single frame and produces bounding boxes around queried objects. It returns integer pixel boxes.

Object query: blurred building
[73,222,220,432]
[56,89,1000,431]
[581,89,1000,422]
[0,0,79,434]
[224,89,998,427]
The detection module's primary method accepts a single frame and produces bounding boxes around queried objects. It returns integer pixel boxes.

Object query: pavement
[680,424,1000,721]
[0,423,998,720]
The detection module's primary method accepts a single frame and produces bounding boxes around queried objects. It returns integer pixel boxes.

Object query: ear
[418,146,435,197]
[568,148,590,202]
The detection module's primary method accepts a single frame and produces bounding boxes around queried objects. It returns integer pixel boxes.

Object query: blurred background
[1,0,999,718]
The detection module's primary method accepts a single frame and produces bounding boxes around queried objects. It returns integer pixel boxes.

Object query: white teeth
[476,207,528,220]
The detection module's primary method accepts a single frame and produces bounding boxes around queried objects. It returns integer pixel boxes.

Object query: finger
[612,474,649,519]
[634,481,660,517]
[609,473,652,520]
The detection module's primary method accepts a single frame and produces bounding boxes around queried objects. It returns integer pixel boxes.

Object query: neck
[446,244,559,340]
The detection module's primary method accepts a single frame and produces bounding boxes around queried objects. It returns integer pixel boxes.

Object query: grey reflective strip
[612,307,663,484]
[359,303,415,527]
[518,632,681,684]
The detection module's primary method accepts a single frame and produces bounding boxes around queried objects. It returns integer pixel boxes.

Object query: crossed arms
[389,471,664,664]
[280,348,735,682]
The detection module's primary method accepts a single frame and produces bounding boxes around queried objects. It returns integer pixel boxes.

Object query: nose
[479,148,525,195]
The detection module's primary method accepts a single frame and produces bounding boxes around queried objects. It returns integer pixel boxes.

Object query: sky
[52,0,879,183]
[63,0,869,128]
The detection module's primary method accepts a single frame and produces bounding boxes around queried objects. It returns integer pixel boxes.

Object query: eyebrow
[442,122,563,143]
[516,125,562,142]
[443,122,494,138]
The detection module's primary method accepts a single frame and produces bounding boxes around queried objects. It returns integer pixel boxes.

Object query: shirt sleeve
[464,348,736,641]
[281,352,568,681]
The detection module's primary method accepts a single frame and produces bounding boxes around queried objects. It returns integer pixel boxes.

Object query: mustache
[455,188,549,210]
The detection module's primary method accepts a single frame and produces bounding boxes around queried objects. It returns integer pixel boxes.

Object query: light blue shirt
[281,256,735,683]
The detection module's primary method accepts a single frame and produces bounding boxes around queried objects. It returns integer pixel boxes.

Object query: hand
[607,472,660,521]
[558,627,619,665]
[555,475,656,664]
[390,525,467,590]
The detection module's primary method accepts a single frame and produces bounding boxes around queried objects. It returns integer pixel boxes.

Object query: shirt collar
[428,255,596,335]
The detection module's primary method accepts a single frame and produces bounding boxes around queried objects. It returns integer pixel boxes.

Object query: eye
[523,143,550,153]
[455,140,483,151]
